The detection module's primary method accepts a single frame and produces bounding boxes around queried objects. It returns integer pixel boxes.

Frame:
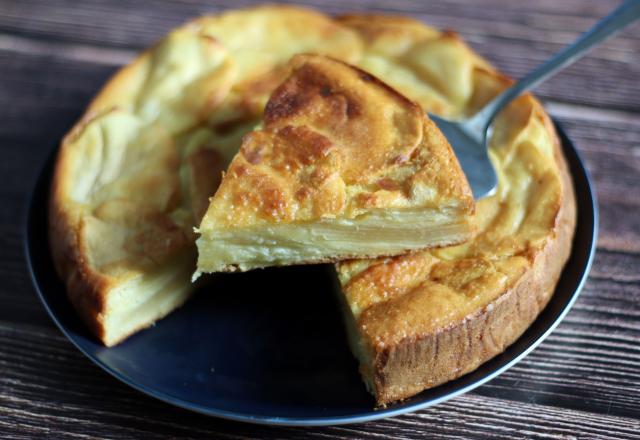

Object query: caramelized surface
[199,54,472,234]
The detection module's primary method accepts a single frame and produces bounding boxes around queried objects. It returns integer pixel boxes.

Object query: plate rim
[24,119,598,427]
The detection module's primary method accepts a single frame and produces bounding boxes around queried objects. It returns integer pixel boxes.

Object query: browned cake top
[199,54,473,230]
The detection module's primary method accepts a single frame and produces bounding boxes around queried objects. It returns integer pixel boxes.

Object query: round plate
[25,121,597,426]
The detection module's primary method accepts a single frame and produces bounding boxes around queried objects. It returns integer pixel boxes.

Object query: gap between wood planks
[0,33,136,66]
[546,101,640,125]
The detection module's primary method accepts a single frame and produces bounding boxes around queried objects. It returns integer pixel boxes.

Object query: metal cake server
[432,0,640,199]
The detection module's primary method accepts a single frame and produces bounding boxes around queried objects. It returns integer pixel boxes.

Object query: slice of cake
[196,54,474,274]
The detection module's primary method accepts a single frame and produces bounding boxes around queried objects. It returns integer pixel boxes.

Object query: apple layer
[195,206,471,274]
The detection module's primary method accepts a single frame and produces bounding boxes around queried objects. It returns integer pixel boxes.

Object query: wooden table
[2,0,639,438]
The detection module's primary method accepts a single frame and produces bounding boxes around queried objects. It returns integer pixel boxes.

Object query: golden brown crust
[199,54,473,232]
[48,192,110,342]
[48,56,151,345]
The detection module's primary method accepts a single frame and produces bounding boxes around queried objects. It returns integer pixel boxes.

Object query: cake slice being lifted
[196,54,475,274]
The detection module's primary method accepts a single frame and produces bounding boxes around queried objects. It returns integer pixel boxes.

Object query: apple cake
[49,5,575,408]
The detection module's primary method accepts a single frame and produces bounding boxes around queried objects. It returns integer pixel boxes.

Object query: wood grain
[2,323,640,439]
[1,0,639,438]
[1,0,638,111]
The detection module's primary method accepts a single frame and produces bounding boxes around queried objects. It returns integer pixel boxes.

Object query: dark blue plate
[25,121,597,426]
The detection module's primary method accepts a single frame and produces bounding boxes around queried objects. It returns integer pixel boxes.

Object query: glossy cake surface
[196,54,474,273]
